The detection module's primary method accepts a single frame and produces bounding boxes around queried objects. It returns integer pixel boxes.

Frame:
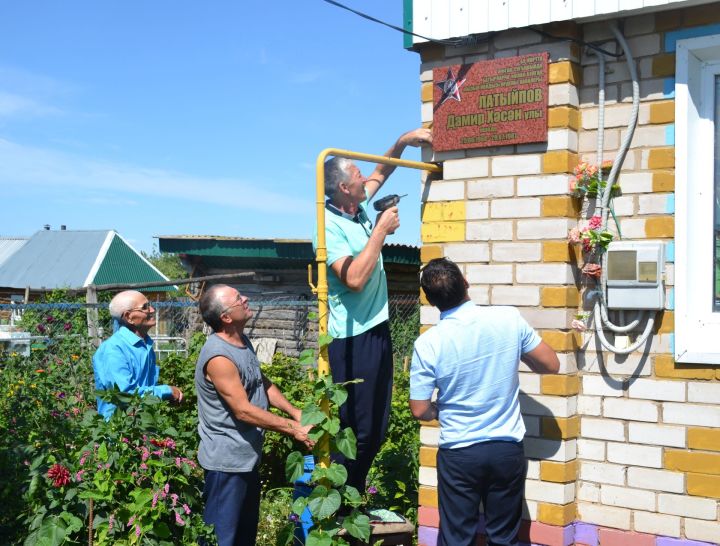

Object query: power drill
[373,194,407,212]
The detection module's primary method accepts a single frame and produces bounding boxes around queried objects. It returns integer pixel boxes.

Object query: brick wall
[416,6,720,545]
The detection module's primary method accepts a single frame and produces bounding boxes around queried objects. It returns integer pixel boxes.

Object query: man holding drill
[319,127,432,493]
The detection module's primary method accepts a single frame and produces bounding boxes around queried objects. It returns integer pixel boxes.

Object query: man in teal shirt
[320,127,432,492]
[92,290,182,419]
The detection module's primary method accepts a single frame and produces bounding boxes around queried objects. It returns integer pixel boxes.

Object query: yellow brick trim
[542,196,581,217]
[549,61,581,86]
[665,450,720,475]
[541,286,580,307]
[687,473,720,499]
[655,354,716,380]
[548,106,580,131]
[653,171,675,192]
[648,147,675,169]
[652,54,676,78]
[542,415,580,440]
[418,486,438,508]
[540,461,578,483]
[543,151,578,174]
[542,241,576,263]
[649,100,675,124]
[421,222,465,243]
[541,330,579,351]
[421,245,444,263]
[419,446,438,468]
[420,288,429,306]
[645,216,674,238]
[421,82,433,103]
[421,201,466,222]
[688,428,720,452]
[419,325,433,334]
[654,310,674,334]
[541,375,580,396]
[537,502,577,526]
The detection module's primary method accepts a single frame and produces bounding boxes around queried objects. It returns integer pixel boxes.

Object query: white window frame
[675,33,720,364]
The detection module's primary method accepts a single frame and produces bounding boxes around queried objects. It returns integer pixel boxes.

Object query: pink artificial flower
[127,515,136,528]
[170,493,179,507]
[108,514,115,531]
[588,215,602,230]
[135,524,141,537]
[75,470,85,482]
[183,503,191,515]
[570,319,587,332]
[582,263,602,278]
[175,512,186,526]
[568,228,581,244]
[152,492,159,508]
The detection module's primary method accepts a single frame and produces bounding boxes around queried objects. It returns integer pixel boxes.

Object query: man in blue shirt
[93,290,182,419]
[320,127,432,493]
[410,258,559,546]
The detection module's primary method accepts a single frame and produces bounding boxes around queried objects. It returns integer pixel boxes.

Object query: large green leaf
[285,451,305,483]
[277,523,296,546]
[153,521,171,538]
[306,530,333,546]
[301,404,327,426]
[341,485,362,507]
[307,486,341,520]
[26,516,67,546]
[342,511,371,541]
[310,463,347,487]
[97,441,108,462]
[334,427,357,460]
[291,496,308,515]
[317,333,334,349]
[328,386,347,407]
[298,349,315,366]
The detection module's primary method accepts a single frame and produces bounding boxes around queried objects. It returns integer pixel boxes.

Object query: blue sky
[0,1,427,253]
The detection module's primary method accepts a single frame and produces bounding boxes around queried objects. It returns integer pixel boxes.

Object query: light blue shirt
[410,301,541,448]
[314,199,389,339]
[92,326,172,419]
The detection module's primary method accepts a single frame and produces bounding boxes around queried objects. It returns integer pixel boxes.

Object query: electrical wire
[529,26,624,58]
[319,0,469,46]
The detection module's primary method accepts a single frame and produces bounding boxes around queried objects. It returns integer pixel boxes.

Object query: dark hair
[199,284,227,332]
[420,258,467,311]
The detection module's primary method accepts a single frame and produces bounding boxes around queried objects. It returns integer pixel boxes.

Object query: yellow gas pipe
[310,148,441,466]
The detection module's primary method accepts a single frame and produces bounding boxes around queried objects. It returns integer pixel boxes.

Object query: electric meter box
[605,241,665,310]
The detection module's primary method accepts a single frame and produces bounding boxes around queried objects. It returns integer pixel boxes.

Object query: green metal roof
[157,236,419,267]
[94,234,174,290]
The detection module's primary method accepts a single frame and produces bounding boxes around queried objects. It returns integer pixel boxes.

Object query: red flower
[47,464,71,487]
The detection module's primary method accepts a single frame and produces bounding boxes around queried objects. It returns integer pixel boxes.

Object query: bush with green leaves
[23,390,214,545]
[278,375,371,546]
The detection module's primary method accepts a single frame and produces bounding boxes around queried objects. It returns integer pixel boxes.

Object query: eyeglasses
[127,302,153,313]
[221,295,249,316]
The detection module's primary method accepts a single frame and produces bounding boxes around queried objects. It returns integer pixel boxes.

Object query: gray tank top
[195,333,269,472]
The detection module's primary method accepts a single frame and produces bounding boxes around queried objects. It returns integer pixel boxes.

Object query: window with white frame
[676,33,720,364]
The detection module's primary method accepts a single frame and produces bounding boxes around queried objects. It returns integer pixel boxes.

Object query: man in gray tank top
[196,284,313,546]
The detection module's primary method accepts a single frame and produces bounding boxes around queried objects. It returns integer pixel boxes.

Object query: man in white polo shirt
[410,258,559,546]
[318,127,432,493]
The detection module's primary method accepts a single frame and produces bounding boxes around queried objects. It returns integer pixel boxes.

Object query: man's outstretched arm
[364,128,432,200]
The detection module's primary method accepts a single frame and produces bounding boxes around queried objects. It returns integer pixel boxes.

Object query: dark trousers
[437,440,526,546]
[328,320,394,492]
[203,468,261,546]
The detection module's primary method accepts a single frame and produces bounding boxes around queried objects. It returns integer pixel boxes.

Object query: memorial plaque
[432,52,549,151]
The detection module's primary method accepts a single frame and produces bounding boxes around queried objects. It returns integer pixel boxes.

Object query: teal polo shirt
[314,199,389,339]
